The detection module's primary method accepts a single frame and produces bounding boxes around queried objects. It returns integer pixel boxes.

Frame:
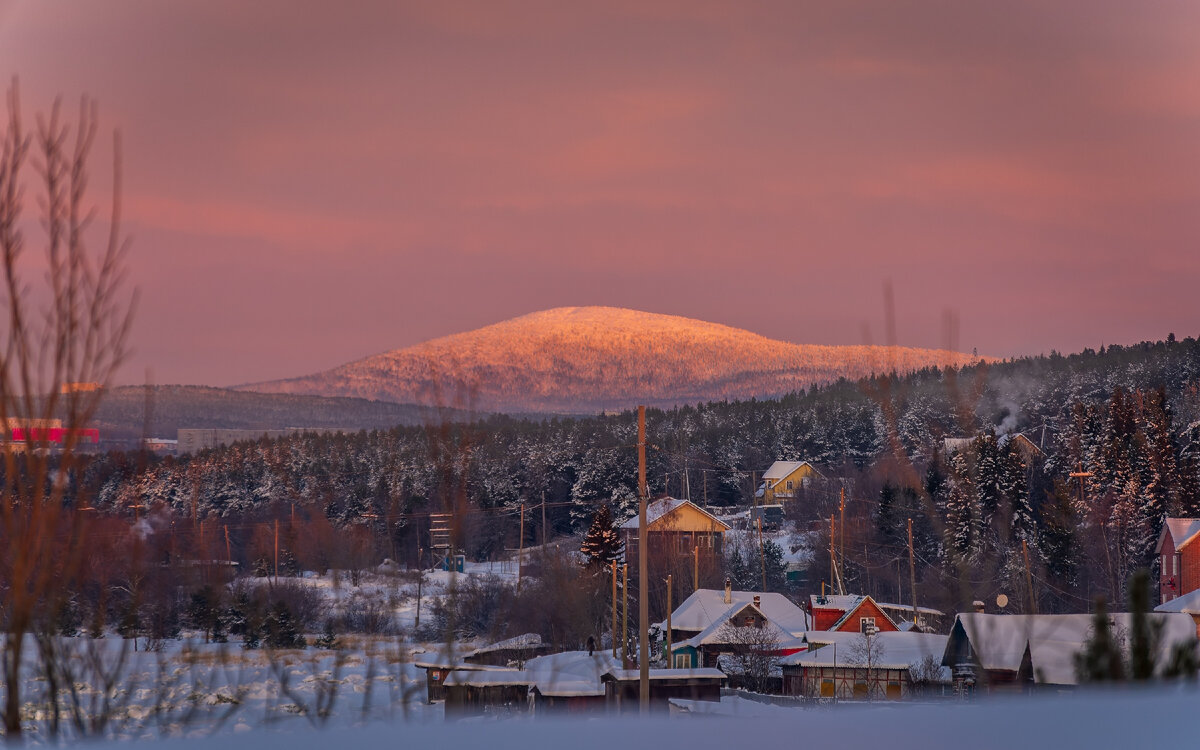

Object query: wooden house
[755,461,821,504]
[1154,588,1200,639]
[526,651,620,715]
[668,582,809,669]
[443,671,530,720]
[942,612,1198,695]
[665,582,810,647]
[810,594,901,634]
[602,668,725,713]
[621,497,729,566]
[780,631,949,701]
[1157,518,1200,605]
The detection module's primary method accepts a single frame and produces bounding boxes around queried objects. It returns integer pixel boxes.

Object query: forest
[44,333,1200,629]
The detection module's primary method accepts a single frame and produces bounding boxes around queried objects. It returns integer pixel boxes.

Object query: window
[1174,555,1179,576]
[697,534,713,548]
[1164,554,1169,573]
[786,480,794,490]
[674,652,691,669]
[860,617,876,633]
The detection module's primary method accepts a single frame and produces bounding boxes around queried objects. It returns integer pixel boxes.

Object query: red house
[809,594,900,633]
[1158,518,1200,604]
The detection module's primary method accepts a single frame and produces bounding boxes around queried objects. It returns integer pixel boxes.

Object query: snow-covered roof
[779,632,948,673]
[761,460,818,485]
[876,601,945,618]
[604,668,727,682]
[949,612,1198,685]
[810,594,863,612]
[1155,588,1200,615]
[525,651,621,697]
[619,497,730,531]
[445,651,623,696]
[443,669,529,688]
[668,589,810,636]
[469,633,543,655]
[1159,518,1200,553]
[674,602,802,652]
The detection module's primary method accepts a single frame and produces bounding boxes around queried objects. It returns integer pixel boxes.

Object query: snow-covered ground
[53,686,1200,747]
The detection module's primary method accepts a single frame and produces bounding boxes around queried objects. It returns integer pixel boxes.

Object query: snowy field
[64,687,1200,748]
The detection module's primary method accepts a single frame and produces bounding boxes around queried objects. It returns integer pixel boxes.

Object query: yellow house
[621,498,731,565]
[756,460,821,504]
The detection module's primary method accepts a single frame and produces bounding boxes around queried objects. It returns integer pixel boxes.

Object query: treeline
[44,333,1200,611]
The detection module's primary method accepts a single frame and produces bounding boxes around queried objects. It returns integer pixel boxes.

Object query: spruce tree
[579,504,624,569]
[314,618,340,650]
[264,600,306,649]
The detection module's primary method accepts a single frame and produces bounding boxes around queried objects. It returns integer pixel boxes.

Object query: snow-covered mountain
[238,307,979,413]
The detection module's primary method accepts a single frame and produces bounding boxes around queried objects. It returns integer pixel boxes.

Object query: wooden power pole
[666,574,673,667]
[637,405,649,714]
[517,502,525,594]
[622,563,629,665]
[274,519,279,583]
[612,559,618,658]
[907,518,918,627]
[1022,538,1037,614]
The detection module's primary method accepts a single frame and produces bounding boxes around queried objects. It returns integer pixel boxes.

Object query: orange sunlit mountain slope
[240,307,982,413]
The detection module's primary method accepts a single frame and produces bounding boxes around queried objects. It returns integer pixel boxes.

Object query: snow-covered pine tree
[579,503,624,569]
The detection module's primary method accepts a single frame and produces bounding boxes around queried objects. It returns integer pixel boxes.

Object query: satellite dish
[996,593,1009,609]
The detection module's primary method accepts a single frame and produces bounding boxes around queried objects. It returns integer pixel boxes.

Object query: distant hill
[85,385,469,441]
[238,306,981,413]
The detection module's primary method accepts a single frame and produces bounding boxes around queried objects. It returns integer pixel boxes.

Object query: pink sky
[1,0,1198,386]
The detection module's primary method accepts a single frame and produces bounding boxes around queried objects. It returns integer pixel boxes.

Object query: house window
[674,652,691,669]
[742,615,756,627]
[860,617,876,633]
[697,534,713,548]
[820,679,835,698]
[1164,554,1169,574]
[1174,555,1179,576]
[786,480,794,490]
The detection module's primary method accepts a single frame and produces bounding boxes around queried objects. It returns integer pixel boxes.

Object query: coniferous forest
[50,334,1200,617]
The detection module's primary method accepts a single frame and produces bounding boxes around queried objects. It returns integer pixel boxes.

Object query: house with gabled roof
[664,582,810,645]
[667,588,808,670]
[755,460,821,504]
[780,631,950,700]
[810,594,901,634]
[1158,517,1200,604]
[620,497,729,566]
[942,612,1199,694]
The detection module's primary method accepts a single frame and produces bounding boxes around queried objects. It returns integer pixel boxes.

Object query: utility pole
[839,487,848,595]
[703,470,707,506]
[829,515,837,595]
[274,519,279,583]
[758,515,766,591]
[517,502,525,594]
[541,490,547,548]
[637,405,649,714]
[224,524,232,565]
[612,559,618,658]
[907,518,918,627]
[693,545,699,590]
[1022,538,1037,614]
[666,574,673,667]
[622,563,629,665]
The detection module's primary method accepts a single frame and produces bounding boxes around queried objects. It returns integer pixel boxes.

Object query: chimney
[753,595,761,609]
[972,600,985,613]
[724,577,732,604]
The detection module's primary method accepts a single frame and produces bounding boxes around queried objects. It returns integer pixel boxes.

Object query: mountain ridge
[238,306,983,413]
